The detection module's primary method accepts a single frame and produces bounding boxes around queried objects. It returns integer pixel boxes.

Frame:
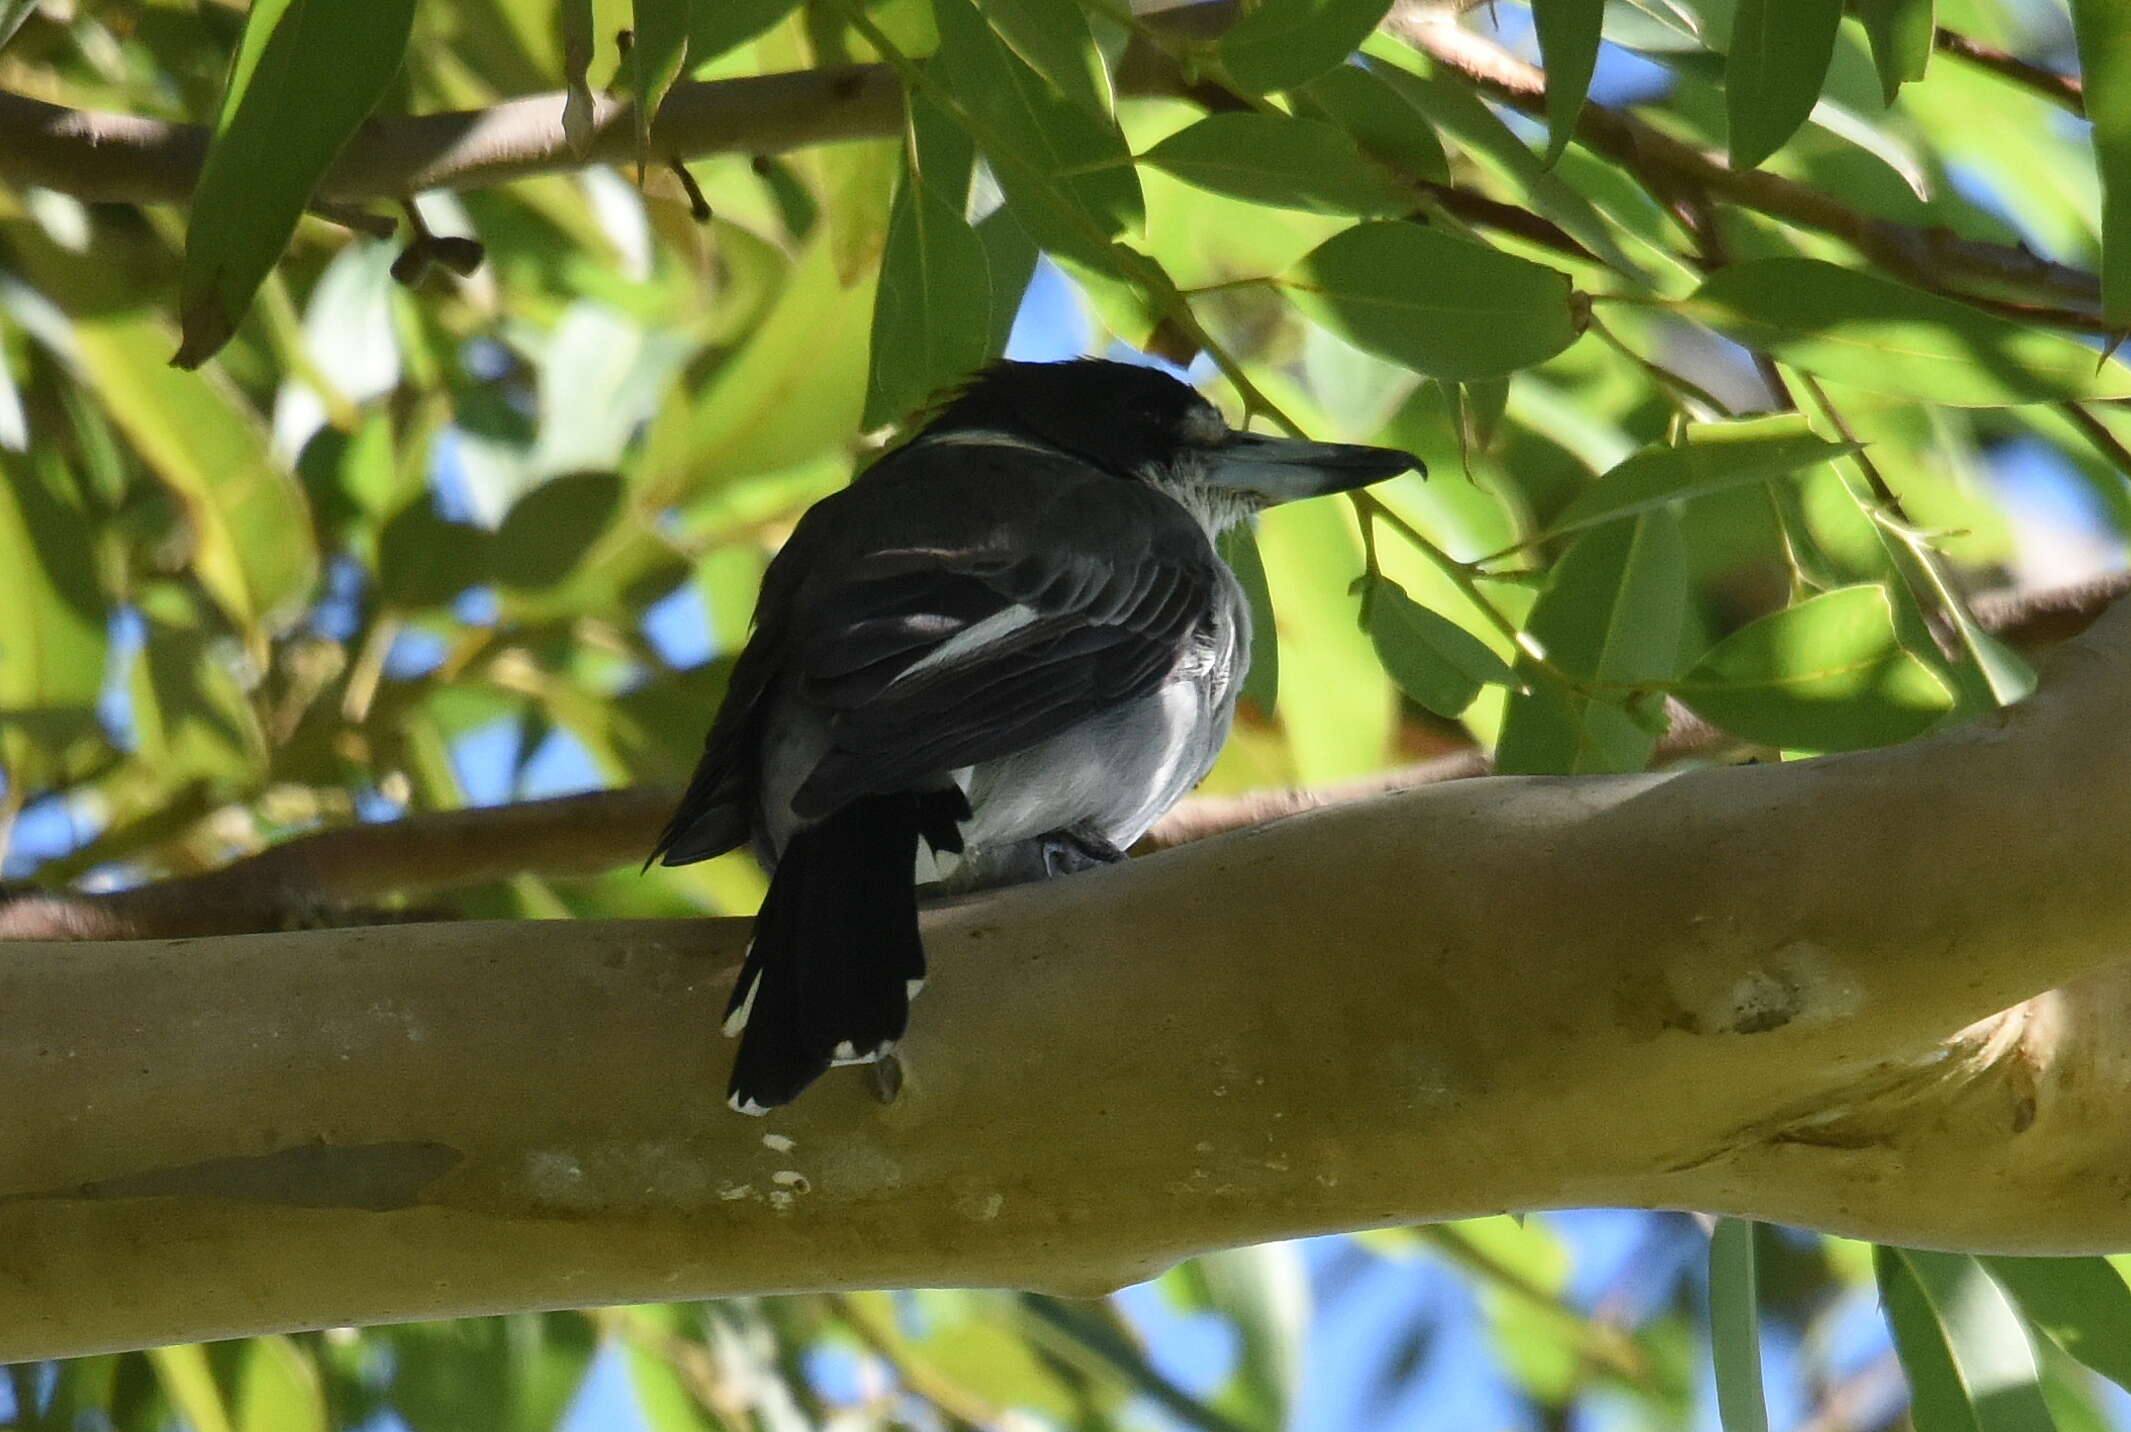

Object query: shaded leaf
[984,0,1113,117]
[631,0,693,160]
[1533,0,1604,166]
[1216,0,1395,95]
[1877,1247,2056,1432]
[176,0,417,366]
[492,472,625,590]
[688,0,801,63]
[1298,63,1451,184]
[1709,1220,1770,1432]
[1548,417,1858,538]
[1495,510,1686,774]
[865,92,998,428]
[932,0,1142,268]
[2071,0,2131,326]
[560,0,595,156]
[1855,0,1936,106]
[1679,586,1953,750]
[1219,521,1280,716]
[1282,222,1580,381]
[1187,1244,1311,1430]
[1142,113,1409,216]
[1725,0,1843,170]
[1363,575,1514,717]
[0,449,106,742]
[1685,259,2131,405]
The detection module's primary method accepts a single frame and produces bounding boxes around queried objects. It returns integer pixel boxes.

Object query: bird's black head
[925,359,1226,479]
[916,359,1423,533]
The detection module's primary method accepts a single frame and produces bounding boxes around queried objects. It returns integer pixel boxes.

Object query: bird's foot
[1038,826,1130,878]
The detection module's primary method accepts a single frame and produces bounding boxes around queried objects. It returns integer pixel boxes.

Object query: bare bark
[5,595,2131,1361]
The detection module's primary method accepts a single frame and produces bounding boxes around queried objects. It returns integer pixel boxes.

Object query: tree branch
[6,594,2131,1360]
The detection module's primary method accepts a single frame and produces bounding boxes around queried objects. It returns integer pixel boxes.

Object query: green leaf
[1218,522,1280,716]
[1725,0,1843,170]
[1297,64,1450,184]
[1256,496,1395,781]
[1186,1244,1310,1430]
[1532,0,1604,166]
[176,0,417,366]
[631,0,693,160]
[932,0,1142,268]
[1141,113,1409,216]
[234,1337,327,1432]
[1709,1220,1770,1432]
[1547,417,1858,538]
[0,449,106,743]
[984,0,1113,118]
[148,1346,233,1432]
[1282,222,1580,380]
[1684,259,2131,405]
[1984,1256,2131,1394]
[492,472,625,590]
[1679,586,1954,750]
[1495,510,1686,774]
[75,315,318,635]
[1364,575,1514,717]
[376,499,492,610]
[1216,0,1395,95]
[865,93,999,428]
[687,0,801,64]
[1878,1247,2057,1432]
[2071,0,2131,326]
[1855,0,1935,106]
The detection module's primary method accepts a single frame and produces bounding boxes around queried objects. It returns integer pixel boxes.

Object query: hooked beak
[1203,430,1425,507]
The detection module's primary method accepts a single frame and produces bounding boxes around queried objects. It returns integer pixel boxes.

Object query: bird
[651,357,1423,1114]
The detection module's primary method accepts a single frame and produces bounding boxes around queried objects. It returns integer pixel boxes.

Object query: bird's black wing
[651,441,1220,858]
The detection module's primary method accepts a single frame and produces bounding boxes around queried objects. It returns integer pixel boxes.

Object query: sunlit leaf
[75,315,318,637]
[1532,0,1604,166]
[1984,1256,2131,1395]
[233,1337,327,1432]
[1283,222,1580,380]
[1684,259,2131,405]
[1682,584,1954,750]
[1141,113,1409,216]
[1215,0,1395,94]
[148,1346,232,1432]
[176,0,417,366]
[0,449,106,752]
[688,0,801,64]
[1495,510,1686,774]
[1878,1247,2056,1432]
[1724,0,1842,170]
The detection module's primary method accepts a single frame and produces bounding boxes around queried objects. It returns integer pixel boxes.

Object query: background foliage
[6,0,2131,1426]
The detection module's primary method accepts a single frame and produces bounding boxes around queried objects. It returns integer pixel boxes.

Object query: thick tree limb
[5,595,2131,1360]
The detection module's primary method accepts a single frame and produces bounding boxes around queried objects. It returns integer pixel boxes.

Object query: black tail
[723,789,967,1114]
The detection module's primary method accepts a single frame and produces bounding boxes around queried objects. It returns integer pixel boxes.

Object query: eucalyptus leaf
[1855,0,1935,105]
[1141,113,1409,216]
[1878,1247,2057,1432]
[1984,1255,2131,1394]
[1709,1220,1770,1432]
[2071,0,2131,326]
[1547,417,1857,538]
[176,0,416,367]
[1684,259,2131,405]
[1215,0,1396,95]
[1363,575,1515,717]
[1533,0,1604,166]
[1495,509,1686,774]
[1283,222,1580,381]
[1680,586,1954,750]
[1725,0,1843,169]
